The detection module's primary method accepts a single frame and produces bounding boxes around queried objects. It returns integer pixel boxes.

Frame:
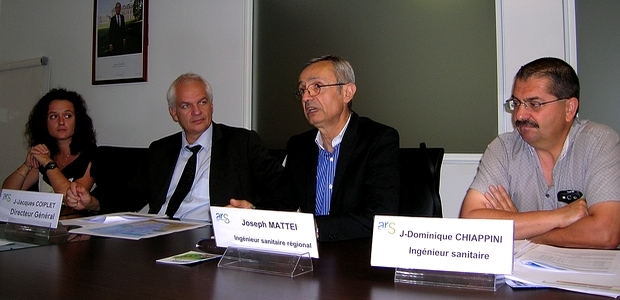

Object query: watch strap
[44,161,58,171]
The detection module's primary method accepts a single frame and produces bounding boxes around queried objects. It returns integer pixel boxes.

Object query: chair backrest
[268,149,288,166]
[398,142,444,217]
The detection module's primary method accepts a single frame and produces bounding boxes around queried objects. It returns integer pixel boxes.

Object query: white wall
[497,0,576,134]
[0,0,251,147]
[0,0,575,218]
[439,154,481,218]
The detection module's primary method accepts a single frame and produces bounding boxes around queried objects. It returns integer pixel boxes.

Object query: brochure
[157,251,221,265]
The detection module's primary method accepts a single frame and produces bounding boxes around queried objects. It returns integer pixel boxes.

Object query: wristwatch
[44,161,58,171]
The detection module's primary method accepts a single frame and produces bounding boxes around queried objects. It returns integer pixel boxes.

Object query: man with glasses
[232,55,400,241]
[460,57,620,249]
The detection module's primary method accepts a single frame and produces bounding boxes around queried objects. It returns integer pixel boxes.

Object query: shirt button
[329,184,333,189]
[545,194,550,198]
[329,157,334,162]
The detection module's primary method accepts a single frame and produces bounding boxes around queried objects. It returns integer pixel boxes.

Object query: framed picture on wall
[92,0,148,85]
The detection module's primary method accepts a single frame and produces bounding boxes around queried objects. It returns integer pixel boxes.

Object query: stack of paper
[506,240,620,298]
[60,213,207,240]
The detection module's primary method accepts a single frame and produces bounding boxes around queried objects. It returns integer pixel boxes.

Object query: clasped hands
[65,182,98,211]
[26,144,54,168]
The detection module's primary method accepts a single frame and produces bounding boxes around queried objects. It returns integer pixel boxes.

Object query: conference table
[0,226,609,300]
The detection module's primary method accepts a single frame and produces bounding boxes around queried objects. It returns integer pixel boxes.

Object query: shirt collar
[181,125,213,152]
[524,118,581,159]
[315,113,352,150]
[558,118,581,161]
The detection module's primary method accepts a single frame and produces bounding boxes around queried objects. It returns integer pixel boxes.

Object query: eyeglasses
[504,97,567,112]
[294,83,345,100]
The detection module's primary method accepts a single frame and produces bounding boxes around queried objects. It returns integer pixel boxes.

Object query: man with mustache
[460,57,620,249]
[67,73,283,221]
[232,55,400,241]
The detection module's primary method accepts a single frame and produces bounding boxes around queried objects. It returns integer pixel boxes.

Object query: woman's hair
[25,88,97,157]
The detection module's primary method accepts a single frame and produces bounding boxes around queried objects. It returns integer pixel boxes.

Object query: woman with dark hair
[3,88,97,216]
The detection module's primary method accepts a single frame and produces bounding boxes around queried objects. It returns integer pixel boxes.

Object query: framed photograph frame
[92,0,148,85]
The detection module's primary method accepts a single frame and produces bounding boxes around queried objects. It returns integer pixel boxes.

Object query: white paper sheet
[506,241,620,298]
[61,212,206,240]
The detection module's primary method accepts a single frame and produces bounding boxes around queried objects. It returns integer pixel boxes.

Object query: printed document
[507,241,620,298]
[62,213,207,240]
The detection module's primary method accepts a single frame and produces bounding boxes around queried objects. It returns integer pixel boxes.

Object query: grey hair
[166,73,213,109]
[305,55,355,108]
[305,55,355,84]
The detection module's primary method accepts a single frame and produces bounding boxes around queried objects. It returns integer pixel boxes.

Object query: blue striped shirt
[314,114,351,215]
[315,145,340,215]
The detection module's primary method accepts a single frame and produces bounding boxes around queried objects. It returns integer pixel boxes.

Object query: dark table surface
[0,226,610,300]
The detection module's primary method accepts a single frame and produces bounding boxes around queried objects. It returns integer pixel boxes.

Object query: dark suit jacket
[109,14,125,54]
[99,123,282,215]
[266,112,400,241]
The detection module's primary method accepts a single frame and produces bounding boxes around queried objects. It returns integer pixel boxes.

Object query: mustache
[515,119,539,128]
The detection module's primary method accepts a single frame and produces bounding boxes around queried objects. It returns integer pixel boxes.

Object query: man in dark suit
[232,55,400,241]
[66,73,282,221]
[108,2,125,55]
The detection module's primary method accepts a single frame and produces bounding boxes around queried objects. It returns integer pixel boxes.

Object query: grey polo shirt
[470,119,620,212]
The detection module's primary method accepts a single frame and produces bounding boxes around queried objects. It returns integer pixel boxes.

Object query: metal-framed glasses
[504,97,568,112]
[295,83,345,100]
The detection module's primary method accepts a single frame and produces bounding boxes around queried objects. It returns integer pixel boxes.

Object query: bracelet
[15,169,29,177]
[22,164,33,169]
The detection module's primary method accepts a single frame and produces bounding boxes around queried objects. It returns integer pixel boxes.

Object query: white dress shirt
[158,127,213,221]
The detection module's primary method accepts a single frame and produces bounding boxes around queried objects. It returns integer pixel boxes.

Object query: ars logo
[2,193,10,203]
[215,213,230,224]
[377,221,396,234]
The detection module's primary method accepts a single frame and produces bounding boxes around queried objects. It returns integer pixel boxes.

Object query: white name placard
[210,207,319,258]
[371,216,513,275]
[0,189,63,229]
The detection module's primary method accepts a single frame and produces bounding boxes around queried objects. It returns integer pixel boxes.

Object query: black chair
[90,145,148,213]
[398,142,444,217]
[267,149,287,166]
